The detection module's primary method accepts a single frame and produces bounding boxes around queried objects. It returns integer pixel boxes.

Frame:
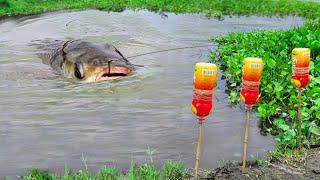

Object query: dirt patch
[191,148,320,180]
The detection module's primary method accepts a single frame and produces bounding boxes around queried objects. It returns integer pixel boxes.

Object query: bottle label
[250,63,260,69]
[303,52,310,57]
[202,69,214,76]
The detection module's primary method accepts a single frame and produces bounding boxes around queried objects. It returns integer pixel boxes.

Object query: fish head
[62,41,134,83]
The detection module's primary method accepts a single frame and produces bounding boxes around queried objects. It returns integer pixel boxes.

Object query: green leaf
[267,59,276,68]
[311,40,320,49]
[309,125,320,136]
[316,111,320,120]
[273,118,290,131]
[302,109,310,121]
[129,160,135,180]
[258,104,268,118]
[274,82,283,98]
[228,91,239,103]
[230,83,237,87]
[313,77,320,84]
[313,98,320,106]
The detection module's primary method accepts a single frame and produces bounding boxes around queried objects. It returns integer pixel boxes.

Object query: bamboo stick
[242,107,251,171]
[297,89,302,150]
[194,120,203,178]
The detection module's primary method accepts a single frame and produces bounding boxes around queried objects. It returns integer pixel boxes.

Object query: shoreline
[1,0,320,19]
[198,147,320,179]
[21,147,320,179]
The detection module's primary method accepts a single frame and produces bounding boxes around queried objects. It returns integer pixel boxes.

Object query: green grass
[268,144,308,160]
[23,161,188,180]
[0,0,320,19]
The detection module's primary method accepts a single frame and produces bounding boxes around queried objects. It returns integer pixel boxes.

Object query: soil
[190,148,320,180]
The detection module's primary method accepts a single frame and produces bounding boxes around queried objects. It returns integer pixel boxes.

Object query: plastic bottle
[191,63,217,120]
[291,48,310,89]
[240,58,263,107]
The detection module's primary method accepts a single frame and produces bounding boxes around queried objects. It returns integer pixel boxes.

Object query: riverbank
[23,147,320,179]
[23,161,189,180]
[1,0,320,19]
[200,147,320,179]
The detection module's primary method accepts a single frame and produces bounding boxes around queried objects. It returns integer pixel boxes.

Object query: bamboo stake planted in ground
[297,89,302,150]
[191,63,218,178]
[195,120,203,178]
[290,48,311,150]
[239,58,263,171]
[242,107,251,171]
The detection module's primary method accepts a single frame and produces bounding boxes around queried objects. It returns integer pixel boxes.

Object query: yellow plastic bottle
[193,63,218,90]
[291,48,310,89]
[240,57,263,106]
[242,57,263,82]
[192,62,218,119]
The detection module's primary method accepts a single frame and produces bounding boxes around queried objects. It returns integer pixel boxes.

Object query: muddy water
[0,10,303,176]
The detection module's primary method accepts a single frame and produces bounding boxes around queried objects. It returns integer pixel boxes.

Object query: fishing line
[126,44,215,60]
[124,44,216,68]
[125,43,225,77]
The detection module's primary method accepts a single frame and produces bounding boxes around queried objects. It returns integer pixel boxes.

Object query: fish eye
[74,63,84,79]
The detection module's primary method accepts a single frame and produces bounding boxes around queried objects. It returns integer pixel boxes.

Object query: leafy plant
[24,169,56,180]
[81,153,88,172]
[146,146,156,163]
[97,166,120,180]
[162,161,187,180]
[273,118,297,148]
[128,160,135,180]
[23,160,187,180]
[138,164,161,180]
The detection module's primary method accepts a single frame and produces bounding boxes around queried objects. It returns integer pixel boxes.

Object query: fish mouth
[95,66,131,81]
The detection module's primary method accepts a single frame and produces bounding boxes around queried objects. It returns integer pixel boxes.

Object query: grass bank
[24,148,320,179]
[0,0,320,19]
[23,161,188,180]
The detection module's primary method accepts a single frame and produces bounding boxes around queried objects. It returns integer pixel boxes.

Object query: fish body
[37,40,134,82]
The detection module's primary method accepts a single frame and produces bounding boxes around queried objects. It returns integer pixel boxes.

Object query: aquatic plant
[211,21,320,148]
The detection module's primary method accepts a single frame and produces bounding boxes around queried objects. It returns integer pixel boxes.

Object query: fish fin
[105,43,129,62]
